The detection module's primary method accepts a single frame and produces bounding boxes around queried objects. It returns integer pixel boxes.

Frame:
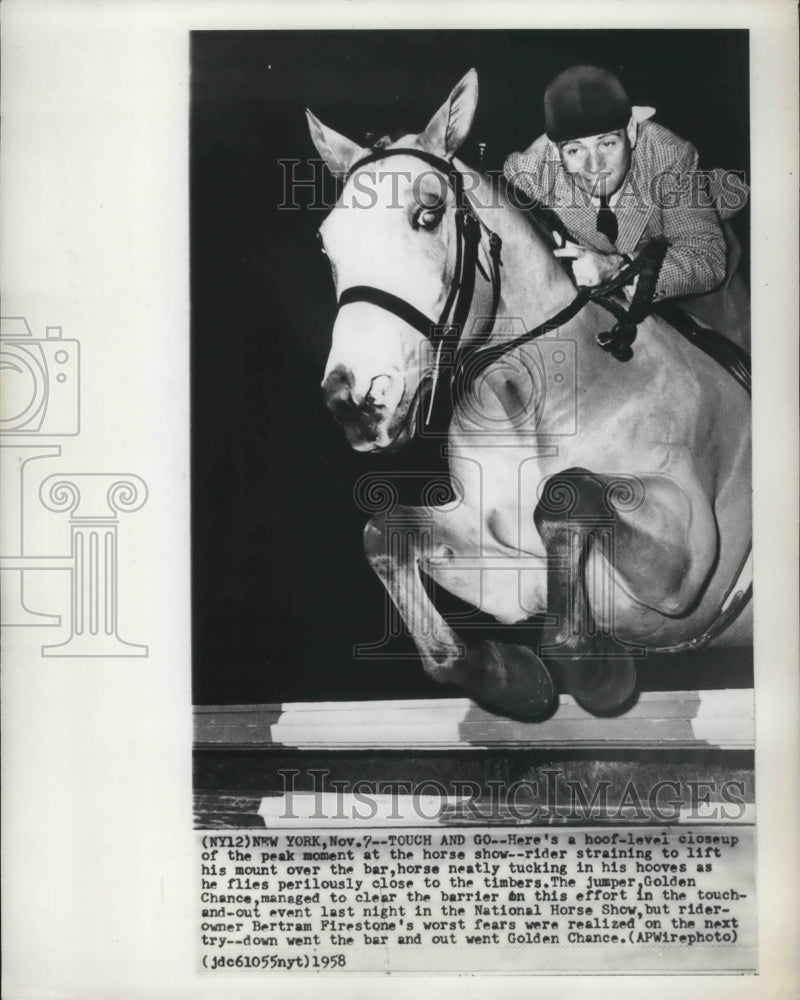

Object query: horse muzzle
[321,364,410,451]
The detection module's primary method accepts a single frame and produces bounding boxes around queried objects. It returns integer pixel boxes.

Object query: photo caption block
[197,825,756,973]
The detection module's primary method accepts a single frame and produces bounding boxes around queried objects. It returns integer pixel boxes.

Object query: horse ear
[306,109,365,176]
[419,69,479,156]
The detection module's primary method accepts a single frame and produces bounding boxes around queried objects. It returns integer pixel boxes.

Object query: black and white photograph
[2,1,798,997]
[192,25,757,974]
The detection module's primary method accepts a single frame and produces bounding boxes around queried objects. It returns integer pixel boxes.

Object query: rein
[335,147,751,429]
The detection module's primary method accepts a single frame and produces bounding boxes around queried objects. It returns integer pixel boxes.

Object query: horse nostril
[322,364,361,424]
[322,364,353,402]
[365,374,392,407]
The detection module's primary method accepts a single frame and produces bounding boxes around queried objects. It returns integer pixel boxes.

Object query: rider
[503,65,750,347]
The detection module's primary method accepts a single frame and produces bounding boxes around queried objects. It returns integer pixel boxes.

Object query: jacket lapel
[547,148,653,254]
[551,169,610,251]
[613,155,653,253]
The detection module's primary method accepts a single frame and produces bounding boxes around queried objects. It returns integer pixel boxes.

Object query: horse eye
[316,231,328,256]
[415,206,444,231]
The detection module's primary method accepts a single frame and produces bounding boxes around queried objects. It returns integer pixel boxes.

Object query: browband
[346,147,458,180]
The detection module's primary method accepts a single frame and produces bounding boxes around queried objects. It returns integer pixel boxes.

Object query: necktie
[596,194,618,245]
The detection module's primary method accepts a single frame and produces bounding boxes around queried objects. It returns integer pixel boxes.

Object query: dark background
[191,30,750,705]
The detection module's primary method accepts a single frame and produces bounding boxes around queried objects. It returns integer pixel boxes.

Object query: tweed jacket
[504,120,748,304]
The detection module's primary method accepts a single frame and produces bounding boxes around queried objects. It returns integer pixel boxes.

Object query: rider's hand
[552,232,626,288]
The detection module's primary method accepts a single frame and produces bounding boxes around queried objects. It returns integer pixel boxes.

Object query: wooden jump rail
[194,689,754,752]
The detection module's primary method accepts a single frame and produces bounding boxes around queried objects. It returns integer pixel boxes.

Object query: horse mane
[363,129,409,151]
[493,174,569,251]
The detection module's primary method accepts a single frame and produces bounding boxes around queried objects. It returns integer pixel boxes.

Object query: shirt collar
[590,188,624,209]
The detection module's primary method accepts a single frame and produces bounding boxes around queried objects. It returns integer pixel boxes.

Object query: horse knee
[363,512,388,563]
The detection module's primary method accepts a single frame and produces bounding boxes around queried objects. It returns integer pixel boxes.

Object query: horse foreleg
[533,467,717,713]
[363,507,555,719]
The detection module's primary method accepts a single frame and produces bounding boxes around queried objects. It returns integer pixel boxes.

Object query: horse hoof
[459,641,555,720]
[551,647,638,714]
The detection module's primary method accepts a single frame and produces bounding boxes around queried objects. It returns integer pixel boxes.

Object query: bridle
[335,146,510,433]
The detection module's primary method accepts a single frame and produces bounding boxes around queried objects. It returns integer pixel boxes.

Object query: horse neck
[463,166,578,330]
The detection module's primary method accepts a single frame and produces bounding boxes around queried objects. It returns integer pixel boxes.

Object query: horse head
[308,70,483,451]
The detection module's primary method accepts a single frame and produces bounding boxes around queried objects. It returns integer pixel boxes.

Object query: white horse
[308,69,751,719]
